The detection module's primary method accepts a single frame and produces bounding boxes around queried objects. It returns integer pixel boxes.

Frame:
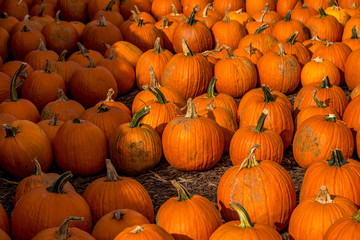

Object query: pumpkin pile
[0,0,360,239]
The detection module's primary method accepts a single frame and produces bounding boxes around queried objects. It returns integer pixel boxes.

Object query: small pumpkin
[104,41,143,69]
[23,38,58,70]
[37,113,64,143]
[114,224,174,240]
[95,88,131,116]
[68,42,105,68]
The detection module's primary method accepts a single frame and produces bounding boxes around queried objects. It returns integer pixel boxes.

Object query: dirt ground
[0,86,351,239]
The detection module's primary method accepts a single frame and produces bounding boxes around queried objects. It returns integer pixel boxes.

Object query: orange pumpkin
[0,12,19,33]
[324,209,360,239]
[0,0,28,21]
[95,88,131,116]
[0,203,9,235]
[195,3,222,29]
[114,224,174,240]
[37,113,64,143]
[87,0,120,20]
[227,8,253,26]
[151,0,181,20]
[56,0,88,22]
[342,25,360,51]
[68,42,105,67]
[344,48,360,90]
[23,38,58,70]
[92,0,124,28]
[213,0,245,17]
[303,35,326,54]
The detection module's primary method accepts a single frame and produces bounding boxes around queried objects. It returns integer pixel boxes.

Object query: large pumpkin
[324,209,360,240]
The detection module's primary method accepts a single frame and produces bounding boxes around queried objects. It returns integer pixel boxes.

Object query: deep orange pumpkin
[0,203,9,235]
[324,209,360,240]
[37,113,64,143]
[23,38,58,70]
[114,224,174,240]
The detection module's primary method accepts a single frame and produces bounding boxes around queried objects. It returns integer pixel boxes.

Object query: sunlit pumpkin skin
[342,14,360,40]
[0,0,28,21]
[156,180,222,240]
[324,209,360,240]
[345,48,360,90]
[96,88,132,116]
[68,42,105,68]
[23,39,58,70]
[172,7,213,53]
[195,3,222,29]
[234,42,263,65]
[162,99,224,171]
[245,12,274,35]
[41,89,85,122]
[151,0,181,20]
[14,158,74,205]
[343,2,360,16]
[114,224,174,240]
[11,172,92,240]
[293,114,354,169]
[306,7,344,42]
[217,145,296,231]
[342,26,360,51]
[214,46,257,98]
[230,109,284,165]
[182,0,209,17]
[32,216,95,240]
[127,5,156,24]
[277,0,302,18]
[92,209,150,240]
[258,43,301,95]
[292,4,318,25]
[0,229,10,240]
[56,0,88,22]
[0,12,19,33]
[343,94,360,135]
[54,119,107,176]
[251,3,282,26]
[288,186,358,240]
[193,77,238,122]
[303,35,326,55]
[82,159,155,223]
[213,0,245,17]
[325,5,351,26]
[37,113,64,144]
[209,202,282,240]
[155,16,178,51]
[228,8,253,26]
[104,41,143,69]
[294,76,349,117]
[303,0,333,12]
[162,39,213,99]
[0,203,9,235]
[238,85,294,149]
[301,56,341,86]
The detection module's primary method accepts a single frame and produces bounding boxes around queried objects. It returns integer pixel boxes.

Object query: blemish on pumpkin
[294,124,321,157]
[128,141,149,162]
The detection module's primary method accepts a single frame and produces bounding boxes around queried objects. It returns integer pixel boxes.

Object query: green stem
[187,6,198,26]
[46,171,72,194]
[229,202,253,228]
[129,106,151,128]
[1,12,8,19]
[286,31,299,44]
[148,87,168,104]
[351,25,359,39]
[104,0,115,11]
[254,109,268,133]
[171,180,192,202]
[319,76,332,88]
[223,45,237,58]
[254,23,269,34]
[352,209,360,222]
[206,77,217,98]
[2,124,20,137]
[184,98,198,118]
[10,63,27,102]
[284,10,292,21]
[325,114,337,122]
[318,7,327,18]
[55,216,84,239]
[137,17,144,27]
[105,159,121,182]
[327,149,349,167]
[261,85,275,102]
[182,39,194,57]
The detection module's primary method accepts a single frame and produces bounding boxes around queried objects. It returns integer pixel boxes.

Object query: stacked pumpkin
[0,0,360,239]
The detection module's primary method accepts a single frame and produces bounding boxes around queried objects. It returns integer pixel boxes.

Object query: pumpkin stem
[182,39,195,56]
[137,17,144,27]
[43,60,52,73]
[312,56,323,63]
[223,8,231,23]
[55,10,61,24]
[261,85,275,102]
[129,106,151,128]
[108,48,116,60]
[352,209,360,222]
[327,149,349,167]
[254,23,269,34]
[134,5,141,14]
[205,99,216,111]
[58,50,68,62]
[350,3,357,9]
[286,31,299,44]
[254,109,268,133]
[206,76,217,98]
[160,16,169,29]
[277,43,286,56]
[202,3,212,17]
[229,202,253,228]
[48,112,60,126]
[104,0,115,11]
[241,145,261,168]
[85,55,96,68]
[351,25,360,39]
[77,42,89,55]
[315,186,334,204]
[149,66,162,88]
[235,8,244,14]
[113,210,126,220]
[1,12,9,19]
[319,76,332,88]
[130,10,138,22]
[312,89,327,108]
[324,39,334,46]
[37,38,47,51]
[284,10,292,22]
[325,114,337,122]
[318,7,327,17]
[170,2,180,16]
[171,180,193,201]
[10,63,27,102]
[46,171,72,194]
[21,24,31,33]
[184,98,198,118]
[2,124,20,137]
[187,5,198,26]
[38,4,45,17]
[130,226,144,233]
[105,159,121,181]
[32,158,42,175]
[223,45,237,59]
[57,89,69,102]
[55,216,84,239]
[97,103,110,113]
[213,38,221,52]
[103,88,115,102]
[72,119,85,124]
[148,87,168,104]
[98,14,107,27]
[152,37,163,54]
[257,10,266,23]
[244,42,255,57]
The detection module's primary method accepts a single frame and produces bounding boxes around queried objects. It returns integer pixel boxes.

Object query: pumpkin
[293,114,354,169]
[0,113,16,125]
[21,60,66,111]
[56,0,88,22]
[233,42,263,65]
[342,25,360,50]
[217,145,296,230]
[350,84,360,99]
[104,41,143,69]
[11,172,92,240]
[344,2,360,15]
[32,216,95,240]
[245,12,274,35]
[156,180,222,240]
[68,42,105,67]
[0,26,9,62]
[136,37,173,88]
[252,3,282,26]
[70,21,85,37]
[343,92,360,135]
[0,203,9,235]
[37,113,64,143]
[114,224,174,240]
[213,0,245,17]
[214,45,257,98]
[41,89,85,122]
[87,0,120,20]
[277,0,302,18]
[0,12,19,33]
[95,88,131,116]
[0,0,28,21]
[30,7,55,27]
[325,5,351,25]
[182,0,209,16]
[151,0,181,20]
[228,8,253,26]
[129,5,156,23]
[238,85,294,149]
[92,0,124,27]
[339,0,360,8]
[91,209,150,240]
[301,56,341,86]
[230,109,284,165]
[292,4,318,24]
[324,209,360,239]
[0,229,10,240]
[41,11,80,54]
[344,48,360,89]
[165,2,186,22]
[14,157,74,205]
[195,3,222,29]
[0,60,34,94]
[30,0,56,18]
[82,159,154,223]
[258,43,301,94]
[23,38,58,70]
[162,39,213,99]
[303,0,333,11]
[0,72,11,104]
[162,99,224,171]
[303,35,326,54]
[246,0,276,17]
[120,0,151,19]
[288,186,358,240]
[342,13,360,40]
[10,15,43,34]
[209,202,282,240]
[154,17,178,52]
[54,119,107,176]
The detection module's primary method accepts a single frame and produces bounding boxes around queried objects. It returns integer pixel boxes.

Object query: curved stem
[319,76,332,89]
[184,98,198,118]
[223,8,231,23]
[43,60,52,73]
[182,39,194,56]
[32,158,42,175]
[103,88,115,102]
[55,216,84,239]
[315,186,334,204]
[160,16,169,29]
[149,66,161,88]
[2,124,20,137]
[241,145,260,168]
[353,209,360,222]
[85,55,96,68]
[327,149,349,167]
[134,5,141,14]
[254,23,269,34]
[129,106,151,128]
[38,38,47,52]
[152,37,163,54]
[206,77,217,98]
[113,210,126,220]
[277,43,286,56]
[77,42,89,54]
[284,10,292,22]
[171,180,192,202]
[105,0,115,11]
[245,42,255,57]
[10,63,27,102]
[58,50,68,62]
[46,171,72,194]
[54,10,60,24]
[169,2,180,16]
[318,7,328,18]
[312,89,327,108]
[261,85,275,102]
[108,48,116,60]
[229,202,253,228]
[130,226,144,233]
[202,3,212,17]
[254,109,268,133]
[148,87,168,104]
[223,45,236,58]
[105,159,121,182]
[286,31,299,44]
[48,112,60,126]
[187,5,198,26]
[57,89,69,102]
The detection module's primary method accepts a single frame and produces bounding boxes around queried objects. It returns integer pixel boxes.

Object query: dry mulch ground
[0,86,352,239]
